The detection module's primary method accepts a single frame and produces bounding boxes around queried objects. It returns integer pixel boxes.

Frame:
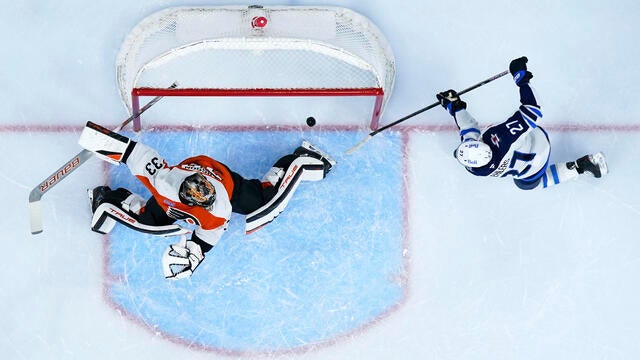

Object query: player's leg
[516,152,608,189]
[227,154,318,215]
[244,141,336,233]
[228,171,269,215]
[542,152,608,187]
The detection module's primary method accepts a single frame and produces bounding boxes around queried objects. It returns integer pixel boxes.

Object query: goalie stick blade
[29,199,43,235]
[26,82,177,235]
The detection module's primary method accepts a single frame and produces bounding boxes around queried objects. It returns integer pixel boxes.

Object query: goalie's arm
[78,121,169,186]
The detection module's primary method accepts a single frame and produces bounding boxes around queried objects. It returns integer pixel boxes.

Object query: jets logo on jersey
[491,133,501,148]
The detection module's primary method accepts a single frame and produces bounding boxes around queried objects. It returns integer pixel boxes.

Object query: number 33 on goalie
[78,121,335,280]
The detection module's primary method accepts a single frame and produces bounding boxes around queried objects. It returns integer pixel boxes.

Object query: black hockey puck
[306,117,316,127]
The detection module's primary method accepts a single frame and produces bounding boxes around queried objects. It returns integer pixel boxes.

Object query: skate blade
[590,152,608,177]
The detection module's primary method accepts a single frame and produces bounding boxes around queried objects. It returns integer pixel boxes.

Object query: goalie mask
[179,173,216,208]
[455,140,492,168]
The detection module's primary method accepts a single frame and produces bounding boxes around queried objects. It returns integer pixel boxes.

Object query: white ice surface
[2,0,640,359]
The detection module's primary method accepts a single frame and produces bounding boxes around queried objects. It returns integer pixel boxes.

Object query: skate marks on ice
[102,129,407,354]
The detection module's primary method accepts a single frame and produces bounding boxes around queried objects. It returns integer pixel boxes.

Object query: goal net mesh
[116,6,395,129]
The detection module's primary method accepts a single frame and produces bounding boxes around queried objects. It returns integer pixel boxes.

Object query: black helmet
[178,173,216,208]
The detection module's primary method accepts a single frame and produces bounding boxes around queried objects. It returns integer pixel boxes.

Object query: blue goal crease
[105,130,406,352]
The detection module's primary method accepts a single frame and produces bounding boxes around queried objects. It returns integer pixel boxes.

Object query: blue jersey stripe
[550,164,560,184]
[460,128,480,137]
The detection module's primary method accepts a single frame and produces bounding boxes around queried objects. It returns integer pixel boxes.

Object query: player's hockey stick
[28,82,178,235]
[346,70,509,154]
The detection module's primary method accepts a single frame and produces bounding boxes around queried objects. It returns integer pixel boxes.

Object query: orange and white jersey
[124,142,234,246]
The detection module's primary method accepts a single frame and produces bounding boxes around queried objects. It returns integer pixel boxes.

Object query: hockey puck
[306,117,316,127]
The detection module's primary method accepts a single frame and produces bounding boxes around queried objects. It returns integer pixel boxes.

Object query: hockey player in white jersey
[437,56,607,189]
[77,121,335,279]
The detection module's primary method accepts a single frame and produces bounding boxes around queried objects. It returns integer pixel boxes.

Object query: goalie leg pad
[78,121,133,164]
[245,156,325,234]
[91,206,117,234]
[262,166,285,187]
[90,202,190,236]
[295,140,336,176]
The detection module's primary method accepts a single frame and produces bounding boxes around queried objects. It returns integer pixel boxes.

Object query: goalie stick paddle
[345,70,509,154]
[28,82,178,235]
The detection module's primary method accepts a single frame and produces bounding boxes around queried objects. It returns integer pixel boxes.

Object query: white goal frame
[116,5,395,130]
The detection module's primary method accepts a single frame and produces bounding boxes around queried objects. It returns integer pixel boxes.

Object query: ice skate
[87,186,111,213]
[575,152,608,178]
[294,140,337,175]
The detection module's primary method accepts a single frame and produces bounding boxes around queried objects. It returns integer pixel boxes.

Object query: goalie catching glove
[162,236,205,280]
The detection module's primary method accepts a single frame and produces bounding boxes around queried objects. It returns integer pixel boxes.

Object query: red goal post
[116,5,395,131]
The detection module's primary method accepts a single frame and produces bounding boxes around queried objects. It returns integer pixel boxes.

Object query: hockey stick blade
[28,82,178,235]
[345,70,509,154]
[345,134,372,155]
[29,149,93,234]
[28,198,43,235]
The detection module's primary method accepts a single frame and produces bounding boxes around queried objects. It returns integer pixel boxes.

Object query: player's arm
[436,90,481,142]
[509,57,543,126]
[77,121,171,186]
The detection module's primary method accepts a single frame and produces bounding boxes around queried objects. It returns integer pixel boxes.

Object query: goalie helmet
[179,173,216,208]
[455,140,492,168]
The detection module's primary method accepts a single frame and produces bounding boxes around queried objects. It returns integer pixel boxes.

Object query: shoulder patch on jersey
[167,207,201,225]
[490,133,501,148]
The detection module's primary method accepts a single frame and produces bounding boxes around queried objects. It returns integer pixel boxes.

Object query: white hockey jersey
[453,83,550,181]
[124,142,234,246]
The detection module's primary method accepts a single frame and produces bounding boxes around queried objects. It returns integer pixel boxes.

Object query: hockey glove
[436,89,467,116]
[162,238,205,280]
[509,56,533,86]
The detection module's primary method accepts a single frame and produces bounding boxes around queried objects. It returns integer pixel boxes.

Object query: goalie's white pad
[300,140,337,168]
[91,202,191,236]
[262,166,285,187]
[78,121,131,165]
[245,155,325,234]
[162,236,204,280]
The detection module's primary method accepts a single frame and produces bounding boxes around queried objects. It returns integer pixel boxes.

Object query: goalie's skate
[87,186,110,213]
[294,140,337,175]
[576,152,608,178]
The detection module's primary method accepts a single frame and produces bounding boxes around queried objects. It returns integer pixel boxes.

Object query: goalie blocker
[78,121,133,164]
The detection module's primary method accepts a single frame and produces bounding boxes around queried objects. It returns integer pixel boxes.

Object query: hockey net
[116,5,395,130]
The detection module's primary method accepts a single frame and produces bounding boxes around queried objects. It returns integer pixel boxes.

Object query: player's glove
[436,89,467,116]
[509,56,533,86]
[162,237,205,280]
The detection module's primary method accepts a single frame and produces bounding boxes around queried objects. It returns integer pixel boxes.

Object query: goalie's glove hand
[436,89,467,116]
[162,238,205,280]
[509,56,533,86]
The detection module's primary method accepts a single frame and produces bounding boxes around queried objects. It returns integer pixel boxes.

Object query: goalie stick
[345,70,509,154]
[28,82,178,235]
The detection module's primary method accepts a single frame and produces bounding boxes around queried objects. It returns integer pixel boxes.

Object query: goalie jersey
[122,142,234,246]
[455,82,550,181]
